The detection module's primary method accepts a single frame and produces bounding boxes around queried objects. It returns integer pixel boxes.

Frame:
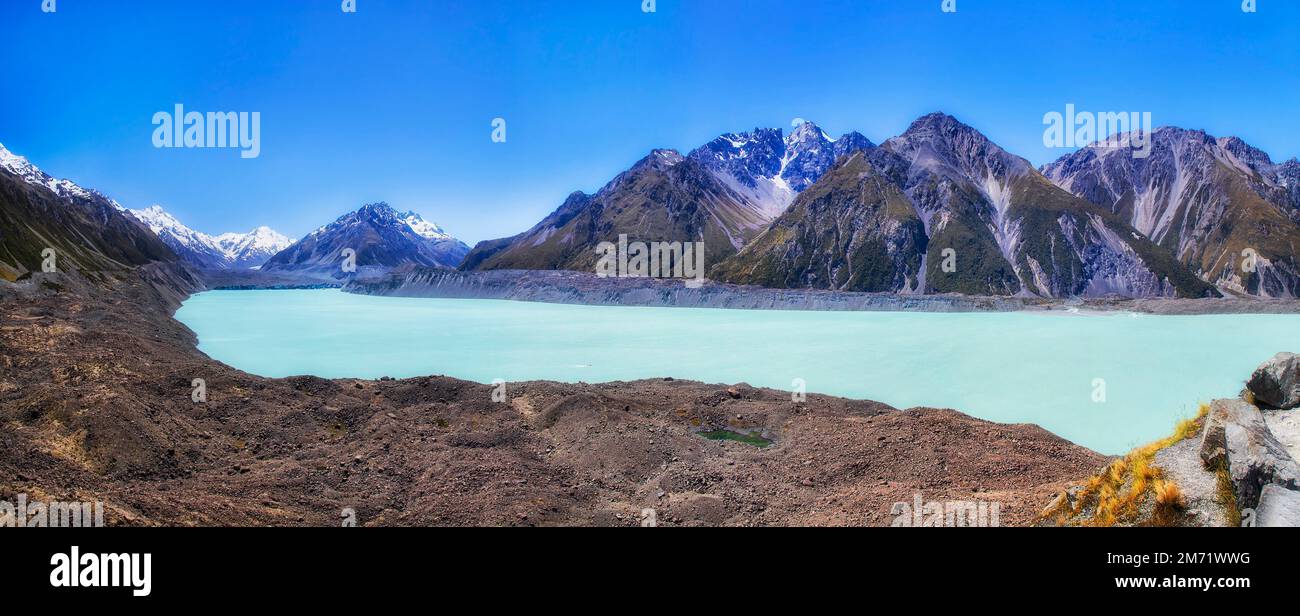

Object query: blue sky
[1,0,1297,245]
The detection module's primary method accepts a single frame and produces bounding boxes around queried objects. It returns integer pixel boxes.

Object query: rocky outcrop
[1247,352,1300,409]
[1198,398,1300,522]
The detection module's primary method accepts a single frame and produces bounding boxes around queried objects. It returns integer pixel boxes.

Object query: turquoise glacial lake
[175,289,1300,454]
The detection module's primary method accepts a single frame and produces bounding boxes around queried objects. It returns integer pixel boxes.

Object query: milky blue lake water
[175,289,1300,454]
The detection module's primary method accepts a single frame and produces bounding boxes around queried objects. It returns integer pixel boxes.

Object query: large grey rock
[1253,485,1300,527]
[1200,399,1252,468]
[1247,352,1300,409]
[1199,399,1300,510]
[1216,400,1300,509]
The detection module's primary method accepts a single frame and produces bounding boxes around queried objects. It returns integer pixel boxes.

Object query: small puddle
[697,429,773,448]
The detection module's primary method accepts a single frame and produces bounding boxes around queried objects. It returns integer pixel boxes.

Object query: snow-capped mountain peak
[214,226,294,268]
[0,142,97,202]
[787,120,835,146]
[262,202,470,274]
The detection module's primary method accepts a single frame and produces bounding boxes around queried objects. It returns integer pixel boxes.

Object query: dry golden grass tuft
[1042,402,1209,527]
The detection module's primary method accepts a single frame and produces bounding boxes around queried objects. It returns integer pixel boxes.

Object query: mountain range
[3,111,1298,299]
[0,142,470,280]
[463,114,1300,298]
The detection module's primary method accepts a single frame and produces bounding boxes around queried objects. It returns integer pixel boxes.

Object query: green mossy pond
[697,429,773,448]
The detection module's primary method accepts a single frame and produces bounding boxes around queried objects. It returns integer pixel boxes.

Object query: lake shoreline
[334,268,1300,316]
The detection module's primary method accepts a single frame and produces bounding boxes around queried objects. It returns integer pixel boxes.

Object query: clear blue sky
[2,0,1297,245]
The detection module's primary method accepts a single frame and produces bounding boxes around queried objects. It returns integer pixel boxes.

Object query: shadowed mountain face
[712,114,1216,298]
[1043,128,1300,297]
[263,203,469,278]
[0,145,175,281]
[460,150,768,273]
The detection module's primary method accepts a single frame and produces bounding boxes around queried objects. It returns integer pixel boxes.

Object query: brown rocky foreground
[0,266,1105,526]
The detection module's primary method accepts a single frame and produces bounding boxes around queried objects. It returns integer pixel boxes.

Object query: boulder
[1199,399,1253,469]
[1199,399,1300,510]
[1246,352,1300,409]
[1216,400,1300,509]
[1253,485,1300,527]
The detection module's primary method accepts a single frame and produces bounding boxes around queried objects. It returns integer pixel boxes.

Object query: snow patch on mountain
[400,211,454,240]
[688,121,874,222]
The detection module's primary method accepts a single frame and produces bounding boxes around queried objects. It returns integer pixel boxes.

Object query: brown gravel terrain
[0,266,1106,526]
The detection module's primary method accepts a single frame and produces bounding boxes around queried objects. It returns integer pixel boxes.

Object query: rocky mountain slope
[129,205,293,270]
[460,150,767,271]
[262,202,468,278]
[0,143,175,281]
[1042,128,1300,297]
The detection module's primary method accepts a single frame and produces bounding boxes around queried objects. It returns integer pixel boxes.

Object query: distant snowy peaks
[129,204,294,270]
[215,226,293,257]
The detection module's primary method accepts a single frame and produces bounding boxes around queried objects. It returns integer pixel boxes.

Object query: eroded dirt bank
[0,267,1105,526]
